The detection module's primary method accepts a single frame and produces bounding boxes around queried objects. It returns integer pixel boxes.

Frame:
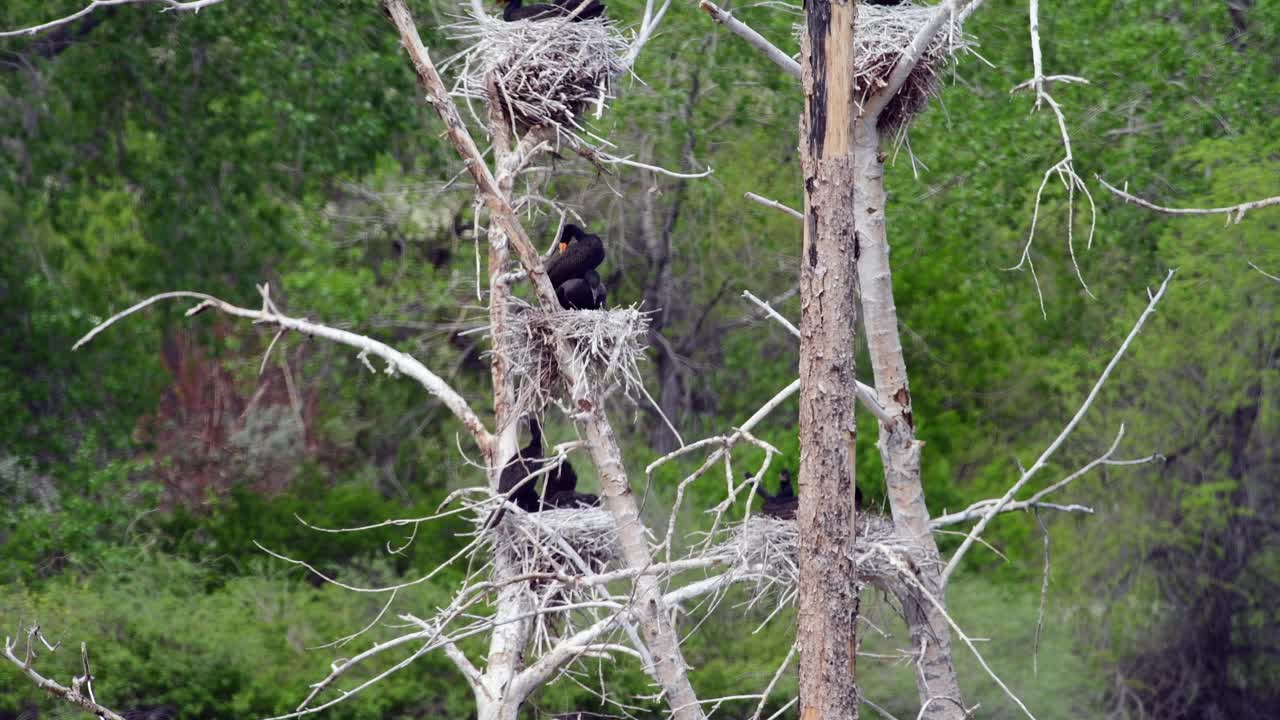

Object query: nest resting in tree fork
[498,302,650,417]
[443,11,628,132]
[708,513,923,611]
[793,2,975,132]
[477,506,620,646]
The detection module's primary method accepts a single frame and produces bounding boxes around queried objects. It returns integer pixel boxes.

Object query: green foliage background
[1,0,1277,718]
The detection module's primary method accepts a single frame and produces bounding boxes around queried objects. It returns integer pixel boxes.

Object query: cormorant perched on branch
[546,224,605,286]
[542,456,601,508]
[485,417,545,528]
[754,469,798,520]
[554,269,607,310]
[499,0,605,22]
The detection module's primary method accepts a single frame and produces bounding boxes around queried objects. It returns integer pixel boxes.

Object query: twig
[941,269,1175,584]
[1248,261,1280,283]
[744,191,803,220]
[740,291,892,424]
[0,0,226,38]
[698,0,801,80]
[1097,176,1280,224]
[72,288,493,453]
[2,632,127,720]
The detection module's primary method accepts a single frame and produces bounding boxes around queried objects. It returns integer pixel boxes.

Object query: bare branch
[3,631,127,720]
[0,0,226,38]
[72,288,493,454]
[698,0,801,80]
[744,191,803,220]
[741,290,892,424]
[1249,261,1280,284]
[1005,0,1096,313]
[941,270,1176,583]
[1097,176,1280,224]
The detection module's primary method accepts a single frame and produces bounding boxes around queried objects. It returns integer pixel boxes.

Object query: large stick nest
[444,11,628,132]
[708,512,921,611]
[498,301,650,417]
[478,506,620,646]
[794,2,975,131]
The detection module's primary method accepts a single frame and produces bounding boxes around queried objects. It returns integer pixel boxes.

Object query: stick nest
[444,11,628,131]
[480,506,619,646]
[709,512,919,611]
[794,3,975,131]
[498,301,650,417]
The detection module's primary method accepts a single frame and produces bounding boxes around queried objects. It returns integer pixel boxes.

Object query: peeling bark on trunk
[797,0,861,718]
[851,119,964,720]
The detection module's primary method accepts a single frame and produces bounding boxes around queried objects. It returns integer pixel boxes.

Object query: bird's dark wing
[754,484,776,502]
[556,278,594,310]
[552,0,606,19]
[545,458,579,498]
[546,233,605,286]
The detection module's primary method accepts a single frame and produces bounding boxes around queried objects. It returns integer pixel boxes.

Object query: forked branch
[72,288,493,453]
[3,629,127,720]
[1097,176,1280,224]
[941,269,1175,584]
[0,0,227,38]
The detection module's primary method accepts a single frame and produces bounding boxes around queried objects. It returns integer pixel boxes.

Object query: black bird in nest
[750,468,866,520]
[546,224,608,309]
[753,469,798,520]
[485,416,546,528]
[555,268,607,310]
[499,0,606,22]
[542,455,601,509]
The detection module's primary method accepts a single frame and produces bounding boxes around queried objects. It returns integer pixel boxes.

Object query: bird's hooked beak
[559,241,568,253]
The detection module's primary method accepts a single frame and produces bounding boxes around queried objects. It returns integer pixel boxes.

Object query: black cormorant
[555,269,607,310]
[755,469,798,520]
[542,457,601,508]
[499,0,605,22]
[545,224,605,287]
[485,417,546,528]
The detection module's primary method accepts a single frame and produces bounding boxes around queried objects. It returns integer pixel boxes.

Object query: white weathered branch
[698,0,801,79]
[72,288,493,453]
[1097,176,1280,224]
[741,290,892,424]
[930,427,1162,528]
[1004,0,1097,313]
[744,191,803,220]
[1249,261,1280,283]
[941,270,1175,583]
[3,630,126,720]
[0,0,226,38]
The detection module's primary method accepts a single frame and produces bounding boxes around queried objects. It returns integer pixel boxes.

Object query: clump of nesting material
[710,512,914,612]
[794,2,975,131]
[479,506,619,645]
[443,11,628,132]
[499,301,650,418]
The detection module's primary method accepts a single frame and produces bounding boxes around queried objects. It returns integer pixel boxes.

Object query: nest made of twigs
[710,512,915,610]
[480,506,619,646]
[498,301,650,418]
[444,10,628,132]
[794,2,975,131]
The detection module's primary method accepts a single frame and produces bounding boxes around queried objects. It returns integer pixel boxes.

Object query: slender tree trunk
[797,0,861,717]
[851,119,964,720]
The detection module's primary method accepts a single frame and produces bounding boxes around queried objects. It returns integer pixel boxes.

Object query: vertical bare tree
[796,0,862,718]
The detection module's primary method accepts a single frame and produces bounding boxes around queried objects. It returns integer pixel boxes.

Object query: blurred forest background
[1,1,1277,718]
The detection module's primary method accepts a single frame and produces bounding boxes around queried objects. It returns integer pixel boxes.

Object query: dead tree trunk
[853,103,965,720]
[797,0,861,718]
